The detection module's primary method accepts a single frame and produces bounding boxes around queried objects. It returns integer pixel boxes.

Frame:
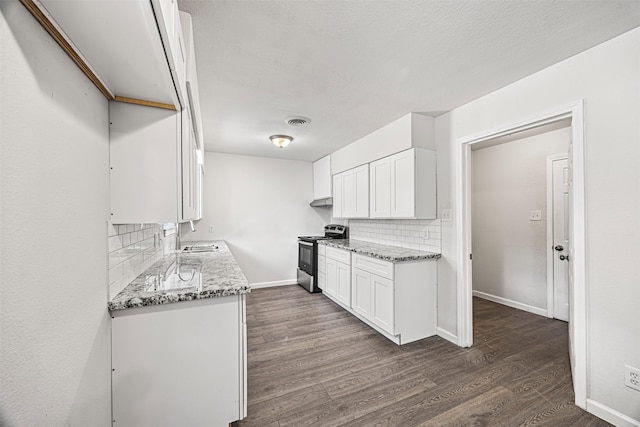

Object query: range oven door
[298,240,315,275]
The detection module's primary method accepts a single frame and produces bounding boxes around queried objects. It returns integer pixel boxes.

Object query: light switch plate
[529,210,542,221]
[442,209,453,221]
[208,225,215,233]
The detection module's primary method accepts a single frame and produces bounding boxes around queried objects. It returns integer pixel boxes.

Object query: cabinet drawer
[326,247,351,265]
[352,254,394,280]
[318,244,326,256]
[317,255,326,273]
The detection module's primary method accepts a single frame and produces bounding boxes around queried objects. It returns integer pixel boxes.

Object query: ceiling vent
[285,116,311,126]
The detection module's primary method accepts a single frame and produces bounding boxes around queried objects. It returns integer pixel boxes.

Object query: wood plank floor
[233,285,610,427]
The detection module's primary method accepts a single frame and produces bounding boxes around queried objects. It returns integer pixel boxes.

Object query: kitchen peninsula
[318,239,440,345]
[108,241,249,427]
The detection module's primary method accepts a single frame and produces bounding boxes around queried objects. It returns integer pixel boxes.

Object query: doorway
[455,101,587,408]
[470,121,570,320]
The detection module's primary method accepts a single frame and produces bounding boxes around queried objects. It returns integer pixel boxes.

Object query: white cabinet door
[181,108,197,221]
[372,274,394,335]
[325,257,338,298]
[151,0,187,107]
[390,149,415,218]
[341,164,369,218]
[313,155,332,199]
[342,169,355,217]
[110,102,179,224]
[332,174,343,218]
[352,268,372,320]
[369,157,391,218]
[317,254,326,290]
[354,164,369,218]
[336,261,352,307]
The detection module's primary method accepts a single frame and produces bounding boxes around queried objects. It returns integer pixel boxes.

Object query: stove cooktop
[298,235,330,242]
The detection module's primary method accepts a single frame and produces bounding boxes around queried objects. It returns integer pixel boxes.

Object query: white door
[552,157,570,321]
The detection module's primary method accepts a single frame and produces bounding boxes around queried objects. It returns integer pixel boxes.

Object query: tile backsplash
[348,219,441,253]
[108,223,176,299]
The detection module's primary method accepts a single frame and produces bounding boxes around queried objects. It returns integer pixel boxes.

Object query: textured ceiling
[179,0,640,162]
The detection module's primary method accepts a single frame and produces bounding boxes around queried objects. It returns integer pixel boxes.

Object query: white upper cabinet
[332,173,343,218]
[335,164,369,218]
[110,102,200,224]
[36,0,186,109]
[180,11,204,149]
[370,148,436,219]
[151,0,187,107]
[369,156,391,217]
[312,155,332,200]
[110,102,180,224]
[181,106,201,221]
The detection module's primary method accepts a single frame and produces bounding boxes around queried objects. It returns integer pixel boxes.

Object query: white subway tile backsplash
[348,218,441,252]
[107,222,176,299]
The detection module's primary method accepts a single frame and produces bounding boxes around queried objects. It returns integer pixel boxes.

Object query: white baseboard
[437,327,458,345]
[587,399,640,427]
[472,290,547,317]
[250,279,297,289]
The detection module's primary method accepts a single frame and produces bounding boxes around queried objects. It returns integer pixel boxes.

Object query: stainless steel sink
[182,243,218,253]
[144,260,203,292]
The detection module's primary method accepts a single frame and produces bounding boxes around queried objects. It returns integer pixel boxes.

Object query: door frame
[455,100,587,408]
[546,153,569,320]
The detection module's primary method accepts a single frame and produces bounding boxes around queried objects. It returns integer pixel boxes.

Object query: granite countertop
[319,239,441,263]
[108,241,250,311]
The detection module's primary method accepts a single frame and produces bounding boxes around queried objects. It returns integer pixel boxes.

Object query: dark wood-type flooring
[233,285,610,427]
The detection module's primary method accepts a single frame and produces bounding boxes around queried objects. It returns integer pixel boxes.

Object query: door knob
[559,254,570,261]
[554,245,564,251]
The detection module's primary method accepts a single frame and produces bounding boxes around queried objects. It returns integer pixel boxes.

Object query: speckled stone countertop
[319,239,441,263]
[108,241,250,311]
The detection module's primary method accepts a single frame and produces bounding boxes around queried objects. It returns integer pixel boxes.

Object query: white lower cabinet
[317,254,326,290]
[111,295,247,426]
[371,272,395,335]
[352,267,372,319]
[351,253,437,344]
[325,247,351,308]
[336,261,351,307]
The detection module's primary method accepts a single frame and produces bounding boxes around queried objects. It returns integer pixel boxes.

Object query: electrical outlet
[423,229,429,239]
[529,210,542,221]
[625,365,640,391]
[442,209,453,221]
[208,225,215,233]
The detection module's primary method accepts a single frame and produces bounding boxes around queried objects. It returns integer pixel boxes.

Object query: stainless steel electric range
[297,224,348,293]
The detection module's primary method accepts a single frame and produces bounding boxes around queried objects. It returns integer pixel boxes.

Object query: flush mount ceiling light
[270,134,293,148]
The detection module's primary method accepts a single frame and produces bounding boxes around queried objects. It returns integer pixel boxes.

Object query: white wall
[331,113,435,174]
[0,1,111,425]
[181,152,329,285]
[471,127,570,313]
[435,27,640,423]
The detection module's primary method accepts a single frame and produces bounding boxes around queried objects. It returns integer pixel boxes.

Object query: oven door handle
[299,241,314,247]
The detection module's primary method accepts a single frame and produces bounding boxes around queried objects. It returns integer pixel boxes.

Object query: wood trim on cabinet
[19,0,178,112]
[19,0,114,100]
[114,96,177,111]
